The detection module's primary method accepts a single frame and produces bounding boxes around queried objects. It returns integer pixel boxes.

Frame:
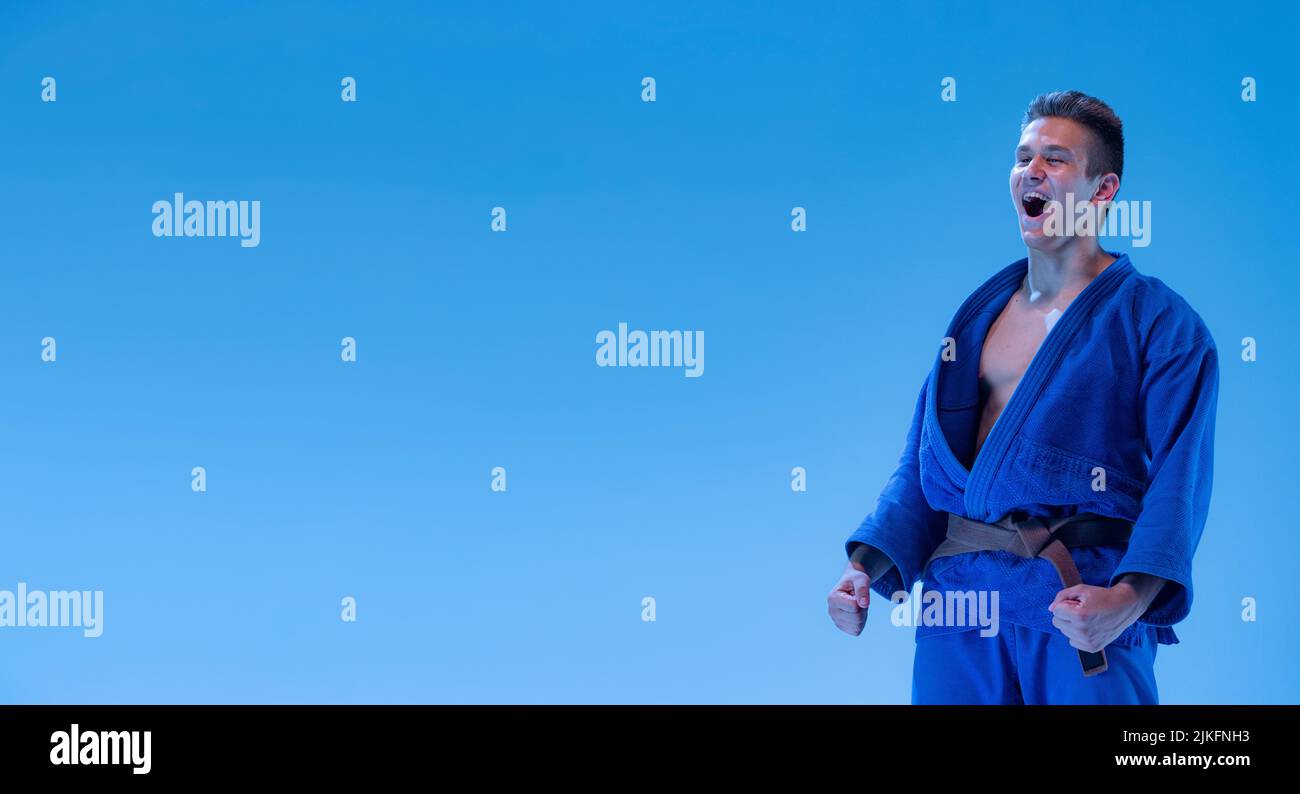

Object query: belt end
[1079,649,1109,677]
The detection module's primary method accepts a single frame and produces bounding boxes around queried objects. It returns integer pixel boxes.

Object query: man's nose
[1023,155,1047,181]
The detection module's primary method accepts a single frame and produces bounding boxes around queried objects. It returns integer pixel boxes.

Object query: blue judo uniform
[845,253,1219,704]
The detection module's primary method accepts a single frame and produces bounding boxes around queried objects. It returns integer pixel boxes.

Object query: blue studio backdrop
[0,1,1296,703]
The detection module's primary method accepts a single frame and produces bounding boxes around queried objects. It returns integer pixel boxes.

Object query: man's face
[1010,116,1112,250]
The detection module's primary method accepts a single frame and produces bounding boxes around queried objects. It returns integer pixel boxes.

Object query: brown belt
[926,512,1133,677]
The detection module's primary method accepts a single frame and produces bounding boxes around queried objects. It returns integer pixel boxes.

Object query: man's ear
[1092,172,1120,204]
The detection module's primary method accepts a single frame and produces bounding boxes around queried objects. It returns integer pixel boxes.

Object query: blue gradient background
[1,1,1295,703]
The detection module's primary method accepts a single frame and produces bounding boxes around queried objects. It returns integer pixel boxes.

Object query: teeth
[1024,191,1050,201]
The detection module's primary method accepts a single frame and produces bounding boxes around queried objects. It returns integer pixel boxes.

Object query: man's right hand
[827,562,872,636]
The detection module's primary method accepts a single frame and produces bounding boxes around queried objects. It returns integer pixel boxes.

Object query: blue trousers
[911,624,1160,705]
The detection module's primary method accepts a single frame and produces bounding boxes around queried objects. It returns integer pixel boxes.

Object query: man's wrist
[1114,572,1167,613]
[848,543,895,584]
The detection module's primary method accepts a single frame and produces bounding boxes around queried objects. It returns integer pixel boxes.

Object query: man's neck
[1023,242,1117,306]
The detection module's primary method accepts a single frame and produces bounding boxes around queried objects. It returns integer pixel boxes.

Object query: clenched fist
[827,561,872,636]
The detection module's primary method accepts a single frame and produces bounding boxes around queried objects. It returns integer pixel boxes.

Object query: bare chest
[981,299,1051,387]
[974,295,1057,452]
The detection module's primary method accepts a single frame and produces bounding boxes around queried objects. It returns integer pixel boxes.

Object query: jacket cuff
[1108,558,1192,627]
[847,542,904,600]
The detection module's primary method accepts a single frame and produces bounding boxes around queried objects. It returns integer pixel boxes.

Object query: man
[826,91,1218,704]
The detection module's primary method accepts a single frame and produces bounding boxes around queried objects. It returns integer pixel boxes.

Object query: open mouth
[1022,190,1050,218]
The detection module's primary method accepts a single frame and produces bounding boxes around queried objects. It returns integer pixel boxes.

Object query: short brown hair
[1022,91,1124,181]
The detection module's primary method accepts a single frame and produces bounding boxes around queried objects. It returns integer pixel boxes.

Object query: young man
[826,91,1219,704]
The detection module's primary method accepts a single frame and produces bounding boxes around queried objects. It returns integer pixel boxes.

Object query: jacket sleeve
[1110,333,1220,626]
[844,375,950,601]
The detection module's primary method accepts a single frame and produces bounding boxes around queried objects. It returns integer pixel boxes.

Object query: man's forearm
[1114,572,1167,616]
[847,542,896,584]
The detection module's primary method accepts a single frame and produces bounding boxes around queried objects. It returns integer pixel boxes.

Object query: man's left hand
[1048,583,1145,653]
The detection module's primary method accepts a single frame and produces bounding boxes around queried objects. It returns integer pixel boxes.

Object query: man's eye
[1017,158,1030,164]
[1047,158,1064,164]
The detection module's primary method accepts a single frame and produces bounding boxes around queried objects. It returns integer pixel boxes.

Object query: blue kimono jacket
[845,253,1219,647]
